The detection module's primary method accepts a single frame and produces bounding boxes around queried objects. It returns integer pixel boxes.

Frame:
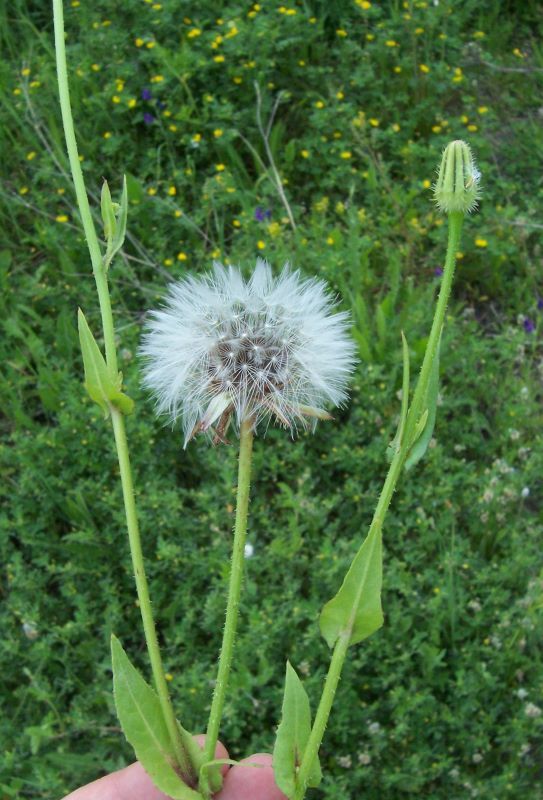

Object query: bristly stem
[202,419,255,791]
[403,210,463,445]
[53,0,200,785]
[293,211,464,800]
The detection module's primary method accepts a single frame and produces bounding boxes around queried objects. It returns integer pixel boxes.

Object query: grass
[0,1,542,798]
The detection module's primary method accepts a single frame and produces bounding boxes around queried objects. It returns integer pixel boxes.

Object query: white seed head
[140,259,357,445]
[434,139,481,214]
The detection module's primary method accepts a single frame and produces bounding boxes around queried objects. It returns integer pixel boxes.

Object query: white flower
[140,259,356,445]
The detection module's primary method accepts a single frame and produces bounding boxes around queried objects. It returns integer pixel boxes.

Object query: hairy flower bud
[434,140,481,214]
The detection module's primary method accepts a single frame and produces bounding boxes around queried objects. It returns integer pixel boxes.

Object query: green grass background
[0,0,542,797]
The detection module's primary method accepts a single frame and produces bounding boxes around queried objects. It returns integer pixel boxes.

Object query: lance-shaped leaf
[319,522,383,648]
[386,331,410,463]
[273,662,322,799]
[78,309,134,416]
[101,180,117,244]
[102,176,128,270]
[404,332,441,471]
[78,308,117,416]
[111,175,128,259]
[111,635,201,800]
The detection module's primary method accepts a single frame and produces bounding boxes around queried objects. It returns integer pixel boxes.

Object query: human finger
[61,737,229,800]
[215,753,288,800]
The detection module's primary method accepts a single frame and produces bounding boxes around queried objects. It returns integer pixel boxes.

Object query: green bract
[434,139,481,215]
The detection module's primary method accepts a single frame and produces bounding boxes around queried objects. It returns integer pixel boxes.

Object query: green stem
[53,0,202,787]
[294,447,404,800]
[53,0,117,373]
[294,211,464,800]
[202,419,254,787]
[111,408,201,787]
[403,211,463,444]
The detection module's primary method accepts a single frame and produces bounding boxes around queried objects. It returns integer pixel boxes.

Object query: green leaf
[387,331,410,462]
[100,180,117,243]
[319,523,383,648]
[111,635,201,800]
[78,310,134,416]
[78,309,116,416]
[111,175,128,257]
[103,176,128,270]
[273,662,322,799]
[404,333,441,471]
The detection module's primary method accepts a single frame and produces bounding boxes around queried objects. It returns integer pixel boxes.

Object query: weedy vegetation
[0,1,542,798]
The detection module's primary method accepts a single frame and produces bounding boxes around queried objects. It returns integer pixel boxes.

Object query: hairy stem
[294,211,464,799]
[293,447,404,799]
[53,0,116,372]
[53,0,201,785]
[202,419,254,790]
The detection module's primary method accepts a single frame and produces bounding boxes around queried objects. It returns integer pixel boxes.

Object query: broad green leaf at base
[111,635,201,800]
[273,662,322,799]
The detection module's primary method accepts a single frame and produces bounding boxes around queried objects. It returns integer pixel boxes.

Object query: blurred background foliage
[0,0,542,797]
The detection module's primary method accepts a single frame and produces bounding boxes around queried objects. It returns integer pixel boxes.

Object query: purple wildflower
[537,297,543,312]
[434,267,444,277]
[523,318,535,334]
[143,112,155,125]
[254,206,271,222]
[141,88,152,101]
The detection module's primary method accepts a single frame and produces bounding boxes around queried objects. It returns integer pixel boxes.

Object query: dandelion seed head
[140,259,356,445]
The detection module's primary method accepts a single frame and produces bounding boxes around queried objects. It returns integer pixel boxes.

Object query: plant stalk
[294,211,464,799]
[53,0,201,785]
[110,408,200,786]
[403,211,463,443]
[202,419,255,789]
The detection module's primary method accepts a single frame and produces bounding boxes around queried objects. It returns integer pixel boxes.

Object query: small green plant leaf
[111,175,128,257]
[103,176,128,271]
[387,331,410,462]
[319,523,383,648]
[273,662,322,798]
[100,180,117,243]
[78,309,116,416]
[111,635,201,800]
[77,310,134,416]
[404,334,441,471]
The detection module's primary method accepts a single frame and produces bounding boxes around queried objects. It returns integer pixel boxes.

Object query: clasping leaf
[78,309,134,416]
[387,331,410,462]
[319,521,383,649]
[404,332,441,471]
[101,176,128,271]
[273,662,322,798]
[111,635,202,800]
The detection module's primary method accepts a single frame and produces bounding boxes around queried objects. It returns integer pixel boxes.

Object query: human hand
[61,736,287,800]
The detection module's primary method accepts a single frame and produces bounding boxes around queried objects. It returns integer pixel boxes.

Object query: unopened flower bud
[434,140,481,214]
